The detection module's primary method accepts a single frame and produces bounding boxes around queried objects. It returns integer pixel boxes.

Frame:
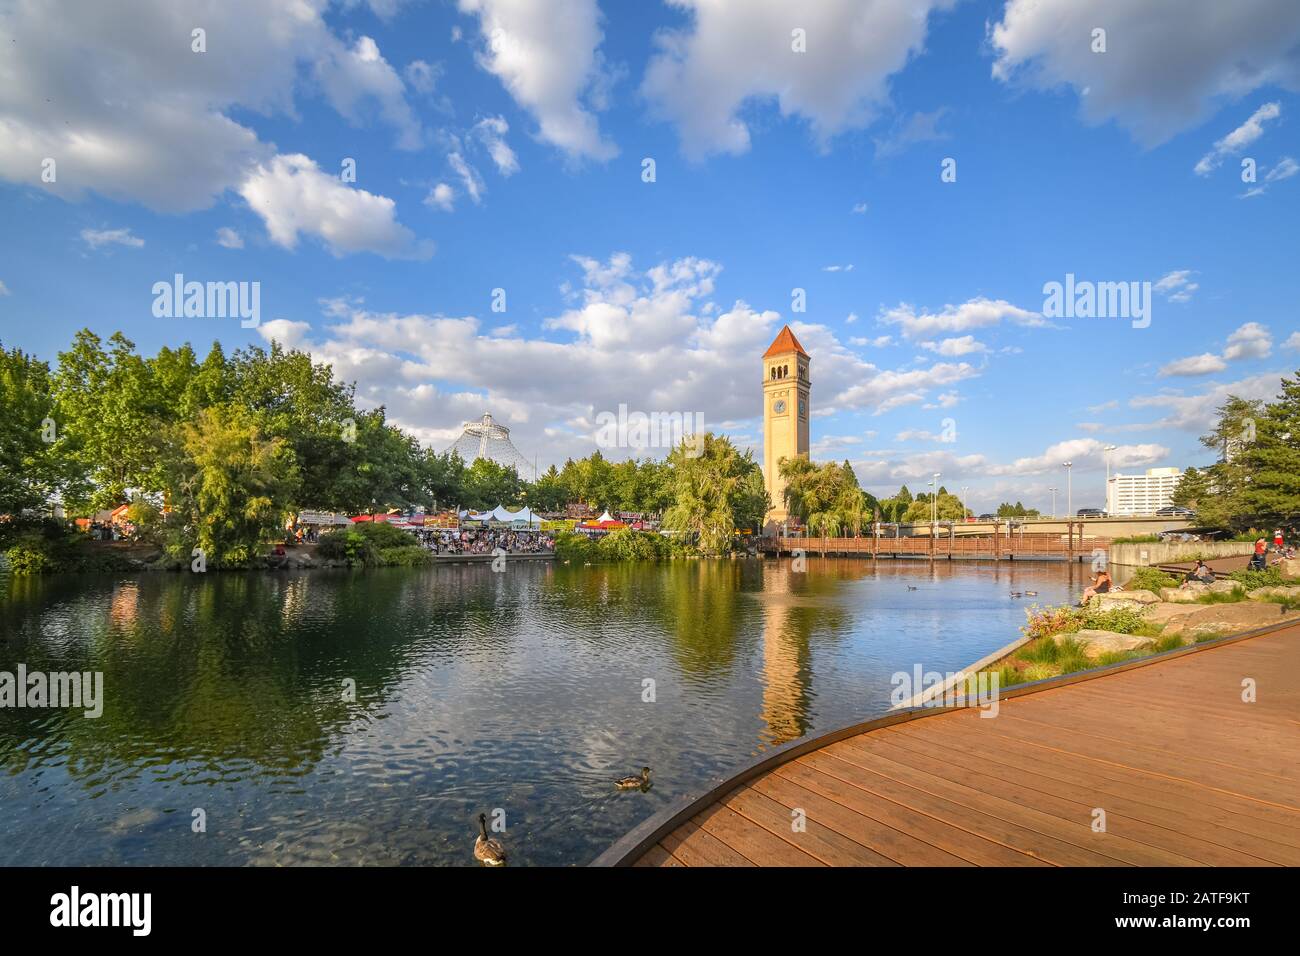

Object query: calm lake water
[0,558,1090,866]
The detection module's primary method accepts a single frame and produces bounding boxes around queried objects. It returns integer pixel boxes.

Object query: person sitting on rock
[1185,560,1215,585]
[1079,569,1113,605]
[1251,538,1268,571]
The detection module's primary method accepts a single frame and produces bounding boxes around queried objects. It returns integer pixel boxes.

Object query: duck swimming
[474,813,507,866]
[615,767,652,790]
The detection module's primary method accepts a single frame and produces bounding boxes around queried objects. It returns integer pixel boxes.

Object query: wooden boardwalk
[597,622,1300,867]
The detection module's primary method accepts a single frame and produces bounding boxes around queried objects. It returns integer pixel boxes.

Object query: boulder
[1207,580,1244,595]
[1159,585,1206,603]
[1247,585,1300,600]
[1162,601,1297,638]
[1142,603,1206,626]
[1278,557,1300,580]
[1056,629,1156,659]
[1091,589,1160,607]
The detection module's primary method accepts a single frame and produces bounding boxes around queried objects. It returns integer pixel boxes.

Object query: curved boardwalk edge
[592,619,1299,867]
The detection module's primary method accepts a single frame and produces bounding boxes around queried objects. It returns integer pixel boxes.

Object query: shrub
[376,546,431,567]
[317,529,375,565]
[1021,604,1082,640]
[555,531,599,563]
[1077,603,1154,635]
[597,528,670,561]
[1229,566,1284,590]
[1125,566,1178,592]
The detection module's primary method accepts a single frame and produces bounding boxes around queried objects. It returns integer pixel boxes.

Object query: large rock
[1091,589,1160,607]
[1207,580,1245,595]
[1160,585,1207,603]
[1142,603,1206,626]
[1278,557,1300,580]
[1056,629,1156,659]
[1162,601,1297,638]
[1248,585,1300,600]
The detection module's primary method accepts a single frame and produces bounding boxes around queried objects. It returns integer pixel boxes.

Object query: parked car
[1155,506,1195,517]
[1076,508,1106,518]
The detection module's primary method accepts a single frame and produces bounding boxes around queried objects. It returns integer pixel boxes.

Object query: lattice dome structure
[446,413,536,481]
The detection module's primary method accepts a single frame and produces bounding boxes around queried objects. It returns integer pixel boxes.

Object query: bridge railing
[758,533,1109,558]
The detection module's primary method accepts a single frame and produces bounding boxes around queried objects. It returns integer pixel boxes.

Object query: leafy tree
[462,457,525,510]
[164,405,298,565]
[662,433,765,553]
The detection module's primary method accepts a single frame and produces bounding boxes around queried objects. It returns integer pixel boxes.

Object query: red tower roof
[763,324,808,358]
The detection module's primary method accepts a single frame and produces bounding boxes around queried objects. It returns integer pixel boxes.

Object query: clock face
[773,398,787,415]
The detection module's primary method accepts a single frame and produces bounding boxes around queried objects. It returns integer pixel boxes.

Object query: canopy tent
[459,505,541,529]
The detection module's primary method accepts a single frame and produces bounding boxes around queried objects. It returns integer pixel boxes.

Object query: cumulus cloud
[80,227,144,249]
[0,0,424,213]
[1223,321,1272,361]
[1130,373,1284,432]
[458,0,617,160]
[878,297,1043,340]
[315,35,424,150]
[1159,353,1226,377]
[215,227,244,249]
[0,280,9,296]
[250,253,989,461]
[990,0,1300,145]
[919,335,987,357]
[425,182,456,212]
[643,0,953,158]
[1285,332,1300,350]
[237,154,432,259]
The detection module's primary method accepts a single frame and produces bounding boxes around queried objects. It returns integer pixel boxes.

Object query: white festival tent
[458,505,542,529]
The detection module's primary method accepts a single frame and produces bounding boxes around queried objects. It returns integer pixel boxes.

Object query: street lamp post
[961,485,969,520]
[1063,462,1073,517]
[1104,444,1117,514]
[931,472,941,525]
[1048,486,1057,519]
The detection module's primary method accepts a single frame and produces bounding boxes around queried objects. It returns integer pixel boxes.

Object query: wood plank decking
[598,623,1299,867]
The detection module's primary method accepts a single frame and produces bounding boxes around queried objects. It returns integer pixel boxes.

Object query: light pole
[961,486,969,521]
[1104,444,1117,514]
[1063,462,1073,517]
[1048,486,1057,519]
[931,472,941,525]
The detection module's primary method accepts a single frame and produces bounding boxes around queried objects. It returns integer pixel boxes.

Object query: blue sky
[1,0,1299,513]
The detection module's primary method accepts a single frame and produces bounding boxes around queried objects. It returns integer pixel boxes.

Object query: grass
[1193,587,1248,604]
[1111,534,1161,545]
[1124,566,1178,592]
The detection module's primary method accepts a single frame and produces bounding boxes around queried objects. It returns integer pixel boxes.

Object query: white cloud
[1130,373,1284,432]
[472,115,520,175]
[1223,321,1272,361]
[314,35,424,150]
[250,253,986,461]
[425,182,456,212]
[0,280,9,296]
[822,264,854,272]
[448,150,485,203]
[458,0,617,160]
[1159,353,1226,377]
[1194,102,1282,175]
[1284,332,1300,350]
[642,0,953,158]
[0,0,423,212]
[879,297,1043,339]
[215,227,244,249]
[80,227,144,249]
[237,154,431,259]
[991,1,1300,145]
[404,59,443,95]
[851,202,869,214]
[919,335,987,357]
[1154,269,1199,303]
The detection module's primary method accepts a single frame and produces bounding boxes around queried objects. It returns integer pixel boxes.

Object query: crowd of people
[416,528,555,555]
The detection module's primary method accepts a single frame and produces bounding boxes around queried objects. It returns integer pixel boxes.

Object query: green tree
[662,433,764,553]
[164,405,298,565]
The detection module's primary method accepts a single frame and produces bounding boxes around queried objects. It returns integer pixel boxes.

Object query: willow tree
[662,433,766,554]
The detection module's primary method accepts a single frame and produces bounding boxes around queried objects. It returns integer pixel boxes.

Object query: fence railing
[758,532,1109,559]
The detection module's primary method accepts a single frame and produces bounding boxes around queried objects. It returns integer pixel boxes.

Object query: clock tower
[761,325,810,530]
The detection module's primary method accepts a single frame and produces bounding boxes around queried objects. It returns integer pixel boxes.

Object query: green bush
[376,545,432,567]
[1078,603,1155,635]
[1021,604,1082,640]
[1125,567,1178,592]
[596,528,671,561]
[317,529,376,565]
[1229,566,1285,590]
[555,531,599,563]
[2,522,137,574]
